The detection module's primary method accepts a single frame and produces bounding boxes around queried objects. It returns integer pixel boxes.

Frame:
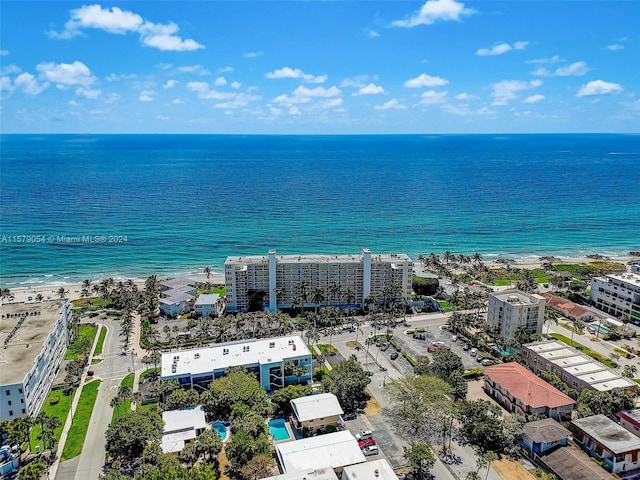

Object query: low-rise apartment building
[290,393,343,434]
[590,271,640,322]
[487,289,545,338]
[193,293,225,317]
[0,299,72,421]
[520,340,637,393]
[160,336,312,391]
[225,249,413,312]
[570,414,640,474]
[483,362,575,420]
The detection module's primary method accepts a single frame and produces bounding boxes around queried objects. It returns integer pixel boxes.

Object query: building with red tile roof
[543,293,595,322]
[483,362,575,420]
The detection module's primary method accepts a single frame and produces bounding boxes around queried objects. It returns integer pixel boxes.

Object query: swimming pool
[211,422,227,441]
[268,418,291,441]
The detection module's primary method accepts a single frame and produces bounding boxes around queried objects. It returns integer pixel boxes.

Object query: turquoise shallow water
[1,134,639,287]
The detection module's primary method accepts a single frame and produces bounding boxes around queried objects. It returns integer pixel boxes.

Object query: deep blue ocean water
[1,134,639,287]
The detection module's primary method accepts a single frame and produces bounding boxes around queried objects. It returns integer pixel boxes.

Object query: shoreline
[2,253,637,304]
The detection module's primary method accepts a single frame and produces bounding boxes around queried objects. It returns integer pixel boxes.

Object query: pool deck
[269,417,297,444]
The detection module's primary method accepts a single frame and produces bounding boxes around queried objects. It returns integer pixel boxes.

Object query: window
[7,401,11,406]
[18,388,22,394]
[223,348,229,355]
[5,390,9,396]
[21,409,25,414]
[20,399,24,403]
[8,411,13,416]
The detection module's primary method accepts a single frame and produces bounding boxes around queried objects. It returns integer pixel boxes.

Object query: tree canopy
[321,355,370,410]
[201,369,270,420]
[105,409,164,465]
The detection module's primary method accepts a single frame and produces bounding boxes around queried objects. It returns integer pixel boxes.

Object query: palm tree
[513,324,532,347]
[56,286,69,299]
[295,280,309,314]
[569,318,584,346]
[544,310,559,335]
[328,283,342,307]
[274,287,285,308]
[203,266,212,279]
[292,364,308,384]
[623,364,637,379]
[310,287,325,314]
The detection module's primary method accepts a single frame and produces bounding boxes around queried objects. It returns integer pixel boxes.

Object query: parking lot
[341,412,408,468]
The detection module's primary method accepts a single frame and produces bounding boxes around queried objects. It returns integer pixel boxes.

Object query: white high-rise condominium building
[590,271,640,322]
[487,289,546,338]
[0,299,72,421]
[225,249,413,312]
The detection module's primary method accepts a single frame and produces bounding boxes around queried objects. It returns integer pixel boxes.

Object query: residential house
[570,414,640,474]
[618,408,640,437]
[483,362,575,420]
[539,445,614,480]
[290,393,344,434]
[543,293,595,323]
[160,405,208,454]
[342,459,399,480]
[194,293,225,317]
[159,277,197,317]
[521,418,571,455]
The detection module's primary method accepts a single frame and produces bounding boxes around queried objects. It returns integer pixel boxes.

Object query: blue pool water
[211,422,227,441]
[268,419,291,441]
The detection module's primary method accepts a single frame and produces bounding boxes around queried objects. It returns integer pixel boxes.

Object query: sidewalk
[49,323,102,480]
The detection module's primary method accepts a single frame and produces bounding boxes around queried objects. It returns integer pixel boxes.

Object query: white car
[363,445,379,456]
[470,348,478,357]
[355,430,373,440]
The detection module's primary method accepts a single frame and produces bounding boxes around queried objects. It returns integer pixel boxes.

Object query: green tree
[404,442,435,479]
[423,350,467,399]
[516,269,538,293]
[458,400,505,452]
[179,442,199,468]
[241,454,275,480]
[623,364,637,379]
[202,370,270,420]
[17,458,47,480]
[226,429,271,469]
[321,355,371,411]
[105,409,164,465]
[195,429,222,462]
[270,384,313,415]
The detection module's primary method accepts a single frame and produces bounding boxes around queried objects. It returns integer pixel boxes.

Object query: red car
[427,341,451,352]
[358,438,376,448]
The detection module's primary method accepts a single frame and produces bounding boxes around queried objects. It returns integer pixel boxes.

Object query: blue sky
[1,1,638,133]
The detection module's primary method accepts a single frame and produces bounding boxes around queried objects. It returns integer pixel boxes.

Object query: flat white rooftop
[226,252,412,265]
[549,355,592,368]
[492,290,543,305]
[527,340,566,353]
[162,336,310,378]
[565,363,606,376]
[276,430,366,473]
[291,393,343,422]
[194,294,220,306]
[577,369,619,384]
[263,466,337,480]
[160,277,196,289]
[591,378,637,391]
[343,459,399,480]
[0,299,68,385]
[539,348,577,360]
[161,405,207,454]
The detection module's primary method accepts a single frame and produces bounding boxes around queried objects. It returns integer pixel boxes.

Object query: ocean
[1,134,639,288]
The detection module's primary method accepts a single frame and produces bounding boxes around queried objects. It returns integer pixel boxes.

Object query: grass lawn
[317,344,338,355]
[111,373,135,422]
[559,321,585,335]
[138,402,159,413]
[140,368,160,382]
[549,333,617,368]
[437,301,454,312]
[72,297,111,308]
[93,326,107,357]
[61,380,101,460]
[531,268,551,283]
[65,325,98,360]
[30,387,76,452]
[198,286,226,295]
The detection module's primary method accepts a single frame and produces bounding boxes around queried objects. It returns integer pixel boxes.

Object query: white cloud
[265,67,327,83]
[139,90,155,101]
[292,85,340,97]
[455,93,477,100]
[76,87,101,99]
[0,64,21,76]
[244,51,262,58]
[51,4,203,51]
[420,90,448,104]
[163,80,178,89]
[577,80,623,97]
[212,93,261,109]
[477,41,527,56]
[177,65,210,75]
[288,106,301,116]
[273,94,311,106]
[231,81,241,89]
[14,73,50,96]
[214,76,227,86]
[0,76,13,93]
[0,50,8,56]
[356,83,385,95]
[441,103,495,116]
[374,99,407,110]
[404,73,448,88]
[156,115,169,120]
[555,61,587,76]
[340,75,371,88]
[322,98,343,108]
[477,43,511,56]
[524,94,545,103]
[365,28,380,38]
[106,73,137,82]
[36,61,95,87]
[172,98,184,104]
[186,81,209,95]
[607,44,624,51]
[526,55,562,65]
[392,0,474,28]
[531,67,551,77]
[490,79,541,105]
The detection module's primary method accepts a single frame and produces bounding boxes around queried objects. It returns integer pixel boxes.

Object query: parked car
[355,430,373,440]
[362,445,379,456]
[462,344,470,351]
[380,343,390,351]
[413,333,427,340]
[470,348,478,357]
[451,335,458,343]
[476,355,485,363]
[481,359,495,366]
[390,352,399,360]
[427,341,451,352]
[358,438,376,448]
[342,412,357,421]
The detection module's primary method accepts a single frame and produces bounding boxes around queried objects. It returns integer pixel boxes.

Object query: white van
[470,348,478,357]
[355,430,373,440]
[363,445,379,456]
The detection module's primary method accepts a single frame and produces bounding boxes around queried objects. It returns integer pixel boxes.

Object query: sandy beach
[3,254,636,305]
